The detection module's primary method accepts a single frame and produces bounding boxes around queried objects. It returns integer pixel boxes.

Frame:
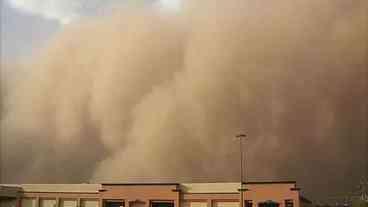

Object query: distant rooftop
[1,181,298,194]
[0,185,22,197]
[0,184,101,193]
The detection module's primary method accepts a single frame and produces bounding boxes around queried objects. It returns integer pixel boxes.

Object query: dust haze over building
[0,0,367,202]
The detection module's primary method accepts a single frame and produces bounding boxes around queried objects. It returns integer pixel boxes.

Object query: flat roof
[0,185,22,197]
[101,183,179,186]
[19,184,101,193]
[243,181,296,185]
[181,182,240,193]
[0,181,299,194]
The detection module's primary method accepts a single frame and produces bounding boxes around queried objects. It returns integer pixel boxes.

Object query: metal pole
[240,138,243,183]
[236,134,247,207]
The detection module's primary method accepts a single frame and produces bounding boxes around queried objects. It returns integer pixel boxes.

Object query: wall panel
[213,202,239,207]
[22,198,37,207]
[40,199,56,207]
[81,199,99,207]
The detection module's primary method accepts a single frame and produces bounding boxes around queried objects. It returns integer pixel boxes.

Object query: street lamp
[236,134,247,207]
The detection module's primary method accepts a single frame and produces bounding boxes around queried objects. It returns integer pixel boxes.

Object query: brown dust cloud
[1,0,367,201]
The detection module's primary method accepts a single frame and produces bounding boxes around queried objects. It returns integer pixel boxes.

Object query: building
[0,181,312,207]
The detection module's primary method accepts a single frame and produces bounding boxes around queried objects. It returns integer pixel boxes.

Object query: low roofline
[15,184,102,193]
[0,185,23,197]
[101,183,180,186]
[242,181,296,185]
[103,181,297,185]
[2,181,298,186]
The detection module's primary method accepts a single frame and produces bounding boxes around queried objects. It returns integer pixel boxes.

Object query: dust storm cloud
[1,0,367,200]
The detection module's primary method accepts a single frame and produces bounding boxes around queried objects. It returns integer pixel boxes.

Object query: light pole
[236,134,247,207]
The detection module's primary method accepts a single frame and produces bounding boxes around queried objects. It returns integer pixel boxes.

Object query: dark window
[285,200,293,207]
[151,202,174,207]
[245,200,253,207]
[258,201,279,207]
[104,200,124,207]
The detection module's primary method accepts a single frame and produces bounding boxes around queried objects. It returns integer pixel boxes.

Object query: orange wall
[100,185,180,207]
[16,183,301,207]
[182,183,300,207]
[243,183,300,207]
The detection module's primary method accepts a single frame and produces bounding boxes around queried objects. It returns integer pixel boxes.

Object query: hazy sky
[1,0,181,63]
[1,0,59,63]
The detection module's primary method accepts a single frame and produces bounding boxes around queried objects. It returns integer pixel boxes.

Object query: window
[151,201,174,207]
[81,199,99,207]
[213,202,238,207]
[104,200,124,207]
[245,200,253,207]
[60,199,77,207]
[1,198,17,207]
[22,198,37,207]
[285,200,293,207]
[183,202,207,207]
[40,199,56,207]
[258,201,279,207]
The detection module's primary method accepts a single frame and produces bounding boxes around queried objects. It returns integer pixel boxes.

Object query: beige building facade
[0,182,311,207]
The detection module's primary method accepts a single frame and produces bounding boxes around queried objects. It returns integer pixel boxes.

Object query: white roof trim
[20,184,102,193]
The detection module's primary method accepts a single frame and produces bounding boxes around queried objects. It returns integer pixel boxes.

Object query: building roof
[18,184,101,193]
[101,183,179,186]
[0,185,22,197]
[0,181,299,194]
[243,181,296,185]
[181,182,240,193]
